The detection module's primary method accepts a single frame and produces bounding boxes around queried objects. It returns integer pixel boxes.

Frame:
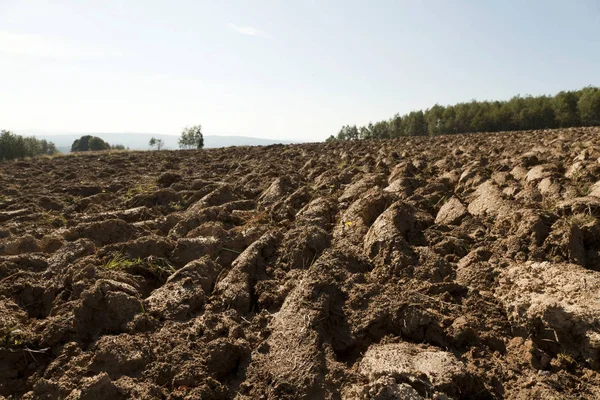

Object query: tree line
[70,135,127,152]
[0,125,204,162]
[72,126,204,153]
[0,130,58,162]
[328,86,600,141]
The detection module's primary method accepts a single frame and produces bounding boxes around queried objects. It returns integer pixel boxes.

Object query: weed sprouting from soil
[41,211,67,227]
[105,252,176,280]
[0,326,25,348]
[169,200,185,211]
[570,212,597,227]
[105,252,140,270]
[123,182,157,204]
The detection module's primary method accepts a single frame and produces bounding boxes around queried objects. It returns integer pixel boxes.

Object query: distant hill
[16,132,296,152]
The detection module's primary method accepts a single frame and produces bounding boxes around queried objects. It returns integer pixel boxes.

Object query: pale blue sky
[1,0,599,141]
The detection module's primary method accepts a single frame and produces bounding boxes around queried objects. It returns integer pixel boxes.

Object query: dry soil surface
[1,127,600,399]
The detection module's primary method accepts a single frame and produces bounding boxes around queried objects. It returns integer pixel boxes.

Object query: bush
[71,135,110,152]
[0,130,58,162]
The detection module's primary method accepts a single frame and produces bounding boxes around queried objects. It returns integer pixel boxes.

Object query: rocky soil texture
[1,127,600,399]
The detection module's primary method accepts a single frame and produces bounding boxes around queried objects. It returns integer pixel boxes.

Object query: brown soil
[1,127,600,399]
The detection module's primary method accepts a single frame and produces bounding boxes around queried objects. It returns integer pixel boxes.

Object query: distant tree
[578,87,600,126]
[112,144,126,150]
[71,135,88,152]
[336,125,359,141]
[532,96,557,129]
[40,139,49,155]
[371,121,390,139]
[178,125,204,149]
[149,137,164,150]
[23,136,42,158]
[325,135,336,142]
[89,137,110,151]
[424,105,445,136]
[553,91,580,127]
[14,135,25,158]
[468,101,493,132]
[389,113,403,138]
[71,135,109,152]
[359,125,372,140]
[0,130,16,161]
[346,125,359,140]
[440,106,457,134]
[453,103,472,133]
[404,111,427,136]
[47,141,58,155]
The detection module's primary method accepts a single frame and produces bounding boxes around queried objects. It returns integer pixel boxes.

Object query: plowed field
[1,127,600,399]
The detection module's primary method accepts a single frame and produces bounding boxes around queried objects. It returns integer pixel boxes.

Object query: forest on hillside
[329,86,600,141]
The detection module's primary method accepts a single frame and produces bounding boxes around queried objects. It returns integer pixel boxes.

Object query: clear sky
[1,0,599,142]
